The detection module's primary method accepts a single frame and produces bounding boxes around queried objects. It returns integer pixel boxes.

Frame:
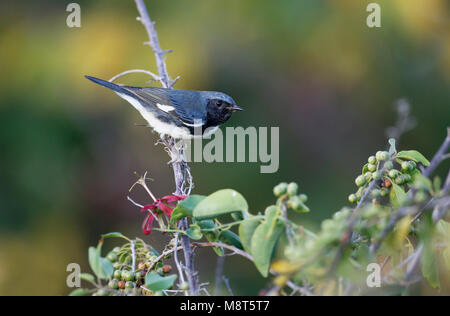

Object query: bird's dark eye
[216,100,223,107]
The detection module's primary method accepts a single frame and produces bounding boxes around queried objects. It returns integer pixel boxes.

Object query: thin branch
[135,0,171,88]
[146,245,183,271]
[214,256,225,296]
[222,276,234,296]
[173,232,188,295]
[422,127,450,178]
[131,240,136,273]
[109,69,161,83]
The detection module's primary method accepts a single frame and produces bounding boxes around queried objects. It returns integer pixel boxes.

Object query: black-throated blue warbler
[85,76,242,139]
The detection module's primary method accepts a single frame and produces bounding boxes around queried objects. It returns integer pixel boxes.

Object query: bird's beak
[228,105,243,112]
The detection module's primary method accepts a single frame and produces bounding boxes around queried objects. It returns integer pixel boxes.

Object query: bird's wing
[123,87,206,126]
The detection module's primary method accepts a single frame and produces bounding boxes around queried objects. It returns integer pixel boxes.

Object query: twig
[214,256,225,296]
[131,240,136,272]
[422,128,450,178]
[134,0,172,88]
[173,233,188,296]
[146,245,183,271]
[386,99,417,145]
[222,276,234,296]
[109,69,161,83]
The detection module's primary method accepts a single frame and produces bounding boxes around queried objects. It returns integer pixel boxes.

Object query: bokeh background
[0,0,449,295]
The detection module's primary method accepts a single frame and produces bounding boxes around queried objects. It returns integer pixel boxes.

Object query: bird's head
[202,91,243,126]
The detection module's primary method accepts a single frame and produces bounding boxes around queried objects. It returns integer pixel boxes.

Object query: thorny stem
[134,0,198,295]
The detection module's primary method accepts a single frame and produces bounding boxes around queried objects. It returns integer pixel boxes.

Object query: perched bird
[85,76,242,139]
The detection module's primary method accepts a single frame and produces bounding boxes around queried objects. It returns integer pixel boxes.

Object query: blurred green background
[0,0,449,295]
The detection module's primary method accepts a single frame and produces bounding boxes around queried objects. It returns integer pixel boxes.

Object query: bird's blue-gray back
[123,86,207,125]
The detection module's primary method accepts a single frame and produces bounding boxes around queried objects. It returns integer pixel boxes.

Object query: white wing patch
[156,103,175,113]
[116,92,193,139]
[182,121,204,127]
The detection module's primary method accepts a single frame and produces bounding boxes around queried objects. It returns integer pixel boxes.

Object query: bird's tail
[85,75,129,95]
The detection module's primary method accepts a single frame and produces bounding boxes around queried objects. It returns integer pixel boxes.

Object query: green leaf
[170,195,206,225]
[250,218,284,277]
[88,240,113,280]
[145,273,177,291]
[101,232,129,241]
[239,217,261,254]
[100,258,114,278]
[437,220,450,270]
[193,189,248,220]
[396,150,430,166]
[69,288,94,296]
[410,170,432,192]
[420,216,440,289]
[185,225,203,240]
[80,273,96,285]
[88,247,101,279]
[390,182,407,209]
[218,230,243,250]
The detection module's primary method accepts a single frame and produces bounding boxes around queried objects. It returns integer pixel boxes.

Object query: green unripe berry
[106,253,118,263]
[348,194,357,204]
[365,172,373,182]
[355,188,364,200]
[112,247,121,254]
[299,194,308,203]
[371,189,381,198]
[376,151,390,162]
[125,281,135,289]
[355,175,366,187]
[367,164,377,172]
[135,272,143,281]
[273,183,288,197]
[121,270,134,281]
[384,161,394,170]
[180,281,189,291]
[380,188,389,197]
[368,156,377,165]
[403,174,412,183]
[401,161,416,173]
[401,161,411,172]
[113,270,122,280]
[372,171,382,181]
[113,262,121,269]
[108,279,119,289]
[287,182,299,196]
[388,169,400,179]
[395,175,406,185]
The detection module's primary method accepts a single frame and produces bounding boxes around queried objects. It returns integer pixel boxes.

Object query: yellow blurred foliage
[0,214,84,296]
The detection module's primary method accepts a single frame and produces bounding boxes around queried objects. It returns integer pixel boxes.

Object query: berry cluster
[94,242,173,296]
[273,182,309,213]
[348,150,419,205]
